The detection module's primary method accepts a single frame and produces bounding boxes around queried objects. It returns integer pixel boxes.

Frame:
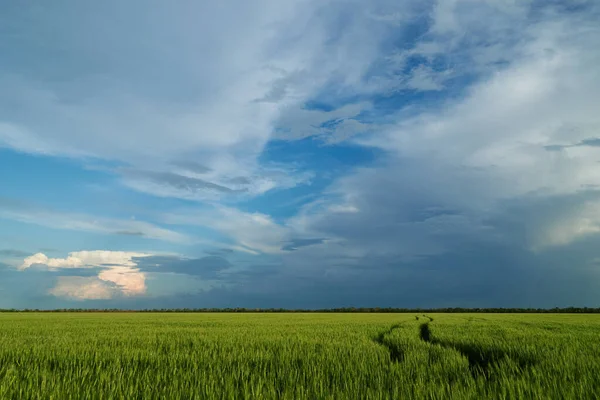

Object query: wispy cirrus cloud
[0,197,189,244]
[118,165,314,202]
[162,205,327,255]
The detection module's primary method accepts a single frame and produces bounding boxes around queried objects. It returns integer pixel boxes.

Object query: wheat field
[0,313,598,399]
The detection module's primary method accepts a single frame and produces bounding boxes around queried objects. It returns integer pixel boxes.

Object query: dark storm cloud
[174,239,600,309]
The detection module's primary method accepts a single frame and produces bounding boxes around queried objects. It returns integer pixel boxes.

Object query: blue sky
[2,0,600,308]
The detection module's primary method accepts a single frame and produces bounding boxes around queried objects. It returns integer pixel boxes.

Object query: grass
[0,313,599,399]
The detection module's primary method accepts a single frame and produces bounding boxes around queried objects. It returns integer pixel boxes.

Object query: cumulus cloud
[49,277,115,301]
[19,250,151,300]
[19,250,149,270]
[98,267,146,296]
[15,251,234,302]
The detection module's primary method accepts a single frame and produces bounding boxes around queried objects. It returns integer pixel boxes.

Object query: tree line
[1,307,599,313]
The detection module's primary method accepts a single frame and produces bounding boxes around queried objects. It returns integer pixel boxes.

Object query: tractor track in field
[418,322,535,379]
[373,323,404,363]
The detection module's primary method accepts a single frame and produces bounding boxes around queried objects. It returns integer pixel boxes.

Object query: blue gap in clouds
[0,149,115,210]
[236,138,383,221]
[1,149,191,218]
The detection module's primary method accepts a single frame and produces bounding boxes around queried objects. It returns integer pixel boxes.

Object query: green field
[1,313,599,399]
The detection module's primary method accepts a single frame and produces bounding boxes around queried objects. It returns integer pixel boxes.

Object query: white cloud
[49,277,115,300]
[360,12,600,202]
[21,253,81,270]
[164,206,291,254]
[532,201,600,250]
[0,0,401,200]
[98,266,146,296]
[20,250,149,270]
[293,5,600,257]
[20,250,151,299]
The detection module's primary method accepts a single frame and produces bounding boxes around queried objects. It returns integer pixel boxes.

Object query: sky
[1,0,600,309]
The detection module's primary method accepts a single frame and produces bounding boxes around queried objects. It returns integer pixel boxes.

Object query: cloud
[405,65,447,91]
[118,165,313,202]
[3,1,600,308]
[163,206,290,254]
[49,277,115,300]
[98,267,146,296]
[545,137,600,151]
[331,6,600,256]
[274,102,373,142]
[0,198,189,243]
[19,250,150,270]
[534,204,600,249]
[205,248,234,257]
[19,250,151,300]
[487,192,600,251]
[259,2,600,287]
[119,169,240,198]
[0,249,30,258]
[134,255,232,279]
[0,0,404,201]
[12,250,229,302]
[163,205,328,255]
[281,238,326,251]
[114,231,145,237]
